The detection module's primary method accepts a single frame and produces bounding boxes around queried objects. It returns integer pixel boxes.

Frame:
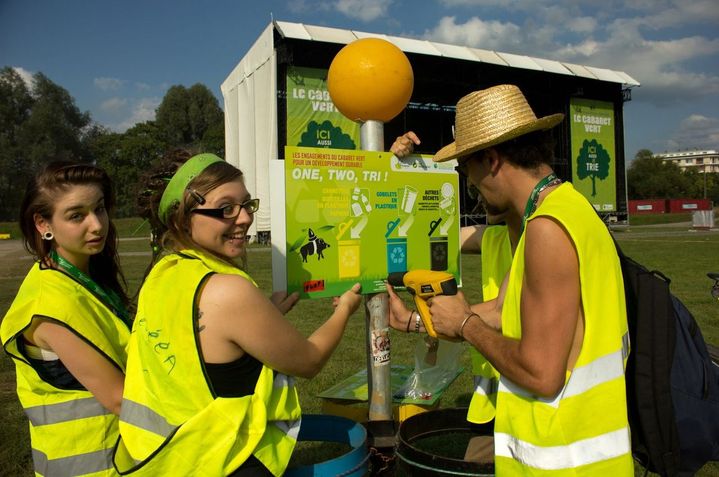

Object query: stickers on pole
[285,146,461,299]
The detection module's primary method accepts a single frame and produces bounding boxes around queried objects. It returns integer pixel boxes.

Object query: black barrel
[396,408,494,476]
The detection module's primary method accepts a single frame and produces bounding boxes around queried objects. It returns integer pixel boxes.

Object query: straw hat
[433,84,564,163]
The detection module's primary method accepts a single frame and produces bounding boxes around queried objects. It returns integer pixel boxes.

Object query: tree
[576,139,610,197]
[88,121,169,217]
[155,84,224,147]
[0,68,92,220]
[627,150,697,199]
[0,67,33,221]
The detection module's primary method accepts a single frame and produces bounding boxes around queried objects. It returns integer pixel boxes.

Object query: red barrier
[629,199,666,214]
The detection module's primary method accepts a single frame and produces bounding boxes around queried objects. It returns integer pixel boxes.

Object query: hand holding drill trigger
[387,270,458,340]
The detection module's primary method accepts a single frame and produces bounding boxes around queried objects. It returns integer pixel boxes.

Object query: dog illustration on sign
[300,228,330,262]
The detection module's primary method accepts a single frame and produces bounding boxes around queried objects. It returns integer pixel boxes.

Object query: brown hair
[492,129,556,171]
[137,149,245,272]
[19,162,129,306]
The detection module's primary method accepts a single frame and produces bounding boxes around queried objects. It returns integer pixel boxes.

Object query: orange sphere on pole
[328,38,414,123]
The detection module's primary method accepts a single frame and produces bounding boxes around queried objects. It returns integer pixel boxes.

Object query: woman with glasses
[114,150,362,476]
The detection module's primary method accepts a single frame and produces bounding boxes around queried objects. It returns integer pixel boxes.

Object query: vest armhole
[27,316,126,373]
[193,272,218,399]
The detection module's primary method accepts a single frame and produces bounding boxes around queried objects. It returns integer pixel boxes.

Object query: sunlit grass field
[1,217,717,475]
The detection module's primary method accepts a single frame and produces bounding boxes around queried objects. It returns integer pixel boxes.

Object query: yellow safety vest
[467,225,511,424]
[114,249,301,476]
[495,183,633,475]
[1,263,130,476]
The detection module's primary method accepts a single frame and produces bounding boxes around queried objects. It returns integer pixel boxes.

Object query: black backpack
[616,243,719,476]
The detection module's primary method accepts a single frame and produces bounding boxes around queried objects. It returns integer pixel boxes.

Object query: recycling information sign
[284,146,461,299]
[570,98,617,211]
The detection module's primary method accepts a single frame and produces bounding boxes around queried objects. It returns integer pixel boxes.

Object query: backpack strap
[597,215,681,475]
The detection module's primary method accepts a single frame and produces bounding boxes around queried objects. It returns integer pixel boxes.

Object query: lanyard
[50,250,130,325]
[520,173,561,236]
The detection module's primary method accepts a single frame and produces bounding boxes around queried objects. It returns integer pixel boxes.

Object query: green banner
[285,146,461,299]
[286,66,359,149]
[570,98,617,211]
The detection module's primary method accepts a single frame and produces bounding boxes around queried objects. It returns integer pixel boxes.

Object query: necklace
[520,172,562,235]
[50,249,130,326]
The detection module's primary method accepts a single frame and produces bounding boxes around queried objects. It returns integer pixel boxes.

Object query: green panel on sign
[285,146,461,299]
[570,98,617,211]
[286,66,359,149]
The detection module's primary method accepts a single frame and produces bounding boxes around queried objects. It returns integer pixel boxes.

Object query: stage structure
[221,20,640,238]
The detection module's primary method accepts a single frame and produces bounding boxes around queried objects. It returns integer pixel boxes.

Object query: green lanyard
[520,173,561,236]
[50,249,130,326]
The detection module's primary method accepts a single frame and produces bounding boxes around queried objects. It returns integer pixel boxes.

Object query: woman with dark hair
[114,150,362,476]
[1,162,131,476]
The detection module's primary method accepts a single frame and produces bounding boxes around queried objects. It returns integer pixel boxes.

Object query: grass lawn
[1,217,717,475]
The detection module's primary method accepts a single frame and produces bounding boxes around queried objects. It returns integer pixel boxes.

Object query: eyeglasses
[455,151,484,177]
[191,198,260,219]
[456,159,470,177]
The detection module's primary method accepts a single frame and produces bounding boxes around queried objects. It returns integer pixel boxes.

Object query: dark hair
[20,161,129,306]
[138,149,245,271]
[492,129,556,170]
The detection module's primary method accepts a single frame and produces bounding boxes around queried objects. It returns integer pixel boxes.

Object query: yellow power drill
[387,270,458,339]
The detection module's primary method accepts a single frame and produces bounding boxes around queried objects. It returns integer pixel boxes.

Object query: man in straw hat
[390,84,633,474]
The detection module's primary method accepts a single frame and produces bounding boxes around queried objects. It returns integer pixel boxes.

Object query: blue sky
[2,0,718,159]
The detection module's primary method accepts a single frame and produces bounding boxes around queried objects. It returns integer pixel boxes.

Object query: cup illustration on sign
[430,236,448,271]
[400,185,418,214]
[351,187,371,217]
[386,237,408,274]
[438,182,456,236]
[349,187,371,238]
[338,240,360,278]
[398,185,418,237]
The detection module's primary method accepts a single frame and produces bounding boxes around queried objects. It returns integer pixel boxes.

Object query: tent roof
[274,20,640,88]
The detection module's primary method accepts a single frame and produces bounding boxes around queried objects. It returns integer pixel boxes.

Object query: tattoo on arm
[196,309,205,332]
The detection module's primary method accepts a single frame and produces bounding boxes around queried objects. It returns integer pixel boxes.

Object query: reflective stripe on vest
[473,375,498,399]
[495,427,631,470]
[1,262,129,477]
[120,398,176,438]
[468,224,510,424]
[32,447,113,477]
[117,250,300,475]
[495,183,632,474]
[271,418,302,440]
[24,397,110,426]
[497,336,628,408]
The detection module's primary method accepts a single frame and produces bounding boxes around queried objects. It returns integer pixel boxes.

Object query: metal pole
[359,120,393,428]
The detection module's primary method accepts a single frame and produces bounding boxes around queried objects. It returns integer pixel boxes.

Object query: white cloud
[94,77,124,91]
[422,7,719,106]
[135,82,151,91]
[334,0,393,22]
[668,114,719,150]
[12,66,34,89]
[100,97,127,112]
[114,97,160,132]
[423,16,522,51]
[568,16,597,34]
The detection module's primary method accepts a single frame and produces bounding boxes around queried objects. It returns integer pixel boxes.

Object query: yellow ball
[328,38,414,123]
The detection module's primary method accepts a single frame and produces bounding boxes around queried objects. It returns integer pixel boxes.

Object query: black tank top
[205,354,272,475]
[204,353,263,398]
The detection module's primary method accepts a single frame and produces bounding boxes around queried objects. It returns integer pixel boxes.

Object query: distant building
[656,150,719,173]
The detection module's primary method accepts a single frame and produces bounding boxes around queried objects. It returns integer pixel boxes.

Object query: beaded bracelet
[405,311,414,332]
[459,312,480,339]
[414,312,421,333]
